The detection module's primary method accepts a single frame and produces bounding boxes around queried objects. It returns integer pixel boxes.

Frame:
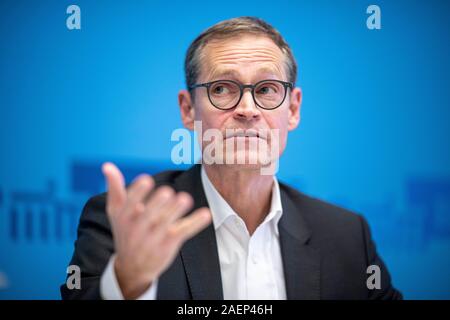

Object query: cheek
[195,103,230,140]
[197,109,226,130]
[264,110,289,132]
[279,129,289,153]
[264,113,290,153]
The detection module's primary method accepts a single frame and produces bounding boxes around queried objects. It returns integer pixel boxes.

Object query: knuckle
[158,185,175,197]
[136,175,152,190]
[176,192,193,208]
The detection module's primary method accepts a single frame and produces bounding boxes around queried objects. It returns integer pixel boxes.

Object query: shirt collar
[200,166,283,235]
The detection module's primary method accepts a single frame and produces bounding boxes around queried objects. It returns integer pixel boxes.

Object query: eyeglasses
[189,79,293,110]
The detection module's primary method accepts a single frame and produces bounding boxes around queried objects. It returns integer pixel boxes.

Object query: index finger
[102,162,127,215]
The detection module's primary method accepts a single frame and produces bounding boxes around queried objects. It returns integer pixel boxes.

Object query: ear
[287,87,302,131]
[178,89,196,130]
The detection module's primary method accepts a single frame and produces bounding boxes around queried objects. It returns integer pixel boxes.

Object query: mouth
[224,129,264,140]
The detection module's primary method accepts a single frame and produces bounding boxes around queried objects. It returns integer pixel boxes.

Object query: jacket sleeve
[359,215,403,300]
[60,194,113,300]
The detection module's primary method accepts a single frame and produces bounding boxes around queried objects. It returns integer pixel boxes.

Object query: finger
[134,186,174,232]
[144,191,194,239]
[129,202,146,221]
[102,162,126,216]
[159,192,193,227]
[141,185,175,219]
[124,174,155,218]
[168,208,212,244]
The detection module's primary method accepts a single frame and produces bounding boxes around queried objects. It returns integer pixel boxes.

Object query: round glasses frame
[189,79,293,110]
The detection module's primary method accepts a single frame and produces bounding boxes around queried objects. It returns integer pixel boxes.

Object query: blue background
[1,0,449,299]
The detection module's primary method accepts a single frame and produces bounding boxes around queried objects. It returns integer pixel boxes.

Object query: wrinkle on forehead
[200,36,288,82]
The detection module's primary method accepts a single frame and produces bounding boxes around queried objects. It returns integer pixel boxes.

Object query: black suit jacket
[61,164,402,300]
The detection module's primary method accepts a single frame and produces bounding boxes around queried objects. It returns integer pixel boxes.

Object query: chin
[224,149,277,169]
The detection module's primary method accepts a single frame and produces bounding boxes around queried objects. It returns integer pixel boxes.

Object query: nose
[233,88,261,121]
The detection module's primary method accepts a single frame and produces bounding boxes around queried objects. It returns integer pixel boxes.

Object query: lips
[224,129,264,139]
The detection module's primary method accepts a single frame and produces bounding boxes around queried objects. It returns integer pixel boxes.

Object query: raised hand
[102,162,212,299]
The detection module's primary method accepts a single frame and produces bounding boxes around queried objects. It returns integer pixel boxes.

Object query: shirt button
[252,256,258,264]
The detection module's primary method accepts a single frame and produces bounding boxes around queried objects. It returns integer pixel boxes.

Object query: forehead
[199,35,287,82]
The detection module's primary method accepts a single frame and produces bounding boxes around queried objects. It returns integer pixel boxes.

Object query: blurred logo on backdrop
[0,159,449,248]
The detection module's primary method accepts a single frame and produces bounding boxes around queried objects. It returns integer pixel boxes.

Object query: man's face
[179,34,302,171]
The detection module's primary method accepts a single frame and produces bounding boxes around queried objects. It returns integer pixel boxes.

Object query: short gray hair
[184,17,297,95]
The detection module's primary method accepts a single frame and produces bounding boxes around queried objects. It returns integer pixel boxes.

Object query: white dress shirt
[100,166,286,300]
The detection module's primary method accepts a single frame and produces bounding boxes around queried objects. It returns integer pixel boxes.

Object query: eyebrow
[208,67,283,82]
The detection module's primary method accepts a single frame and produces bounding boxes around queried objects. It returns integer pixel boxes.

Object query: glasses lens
[208,81,241,110]
[254,80,285,109]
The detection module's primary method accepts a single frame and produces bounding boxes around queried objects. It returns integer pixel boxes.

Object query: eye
[214,86,227,94]
[257,85,277,95]
[211,83,231,95]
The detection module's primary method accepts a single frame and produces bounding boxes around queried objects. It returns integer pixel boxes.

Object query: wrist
[114,257,153,299]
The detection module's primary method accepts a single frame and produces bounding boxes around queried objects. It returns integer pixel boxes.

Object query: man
[61,17,402,300]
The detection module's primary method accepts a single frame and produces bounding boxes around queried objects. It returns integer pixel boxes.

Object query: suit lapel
[175,165,224,300]
[162,165,320,300]
[279,187,321,300]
